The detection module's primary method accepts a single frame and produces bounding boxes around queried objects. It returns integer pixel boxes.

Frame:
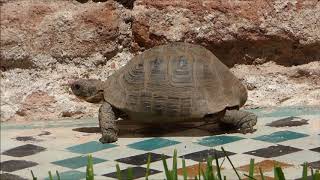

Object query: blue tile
[66,141,117,154]
[127,138,180,151]
[45,170,86,180]
[52,156,106,169]
[253,131,309,143]
[197,135,245,147]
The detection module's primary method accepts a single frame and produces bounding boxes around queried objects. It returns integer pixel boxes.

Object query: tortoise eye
[74,84,81,90]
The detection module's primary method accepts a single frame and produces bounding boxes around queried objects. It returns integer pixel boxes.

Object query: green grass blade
[56,170,61,180]
[274,166,285,180]
[86,155,94,180]
[198,162,201,180]
[224,176,226,180]
[195,176,199,180]
[48,171,53,180]
[182,158,188,180]
[127,167,133,180]
[314,170,320,180]
[31,170,37,180]
[249,158,255,179]
[259,167,265,180]
[214,150,222,180]
[172,149,178,180]
[201,168,208,180]
[221,147,241,180]
[116,164,122,180]
[302,162,308,180]
[162,154,172,180]
[145,153,151,180]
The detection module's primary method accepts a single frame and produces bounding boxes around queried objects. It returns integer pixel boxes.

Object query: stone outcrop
[1,0,319,122]
[132,0,320,66]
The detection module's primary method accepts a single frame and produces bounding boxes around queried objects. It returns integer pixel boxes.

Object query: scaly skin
[98,102,119,143]
[220,110,257,133]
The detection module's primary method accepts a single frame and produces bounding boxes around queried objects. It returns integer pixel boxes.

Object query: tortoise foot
[99,130,118,143]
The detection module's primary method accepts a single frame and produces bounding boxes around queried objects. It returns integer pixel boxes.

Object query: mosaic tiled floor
[1,106,320,179]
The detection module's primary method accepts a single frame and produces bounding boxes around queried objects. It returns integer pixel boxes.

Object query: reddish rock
[132,0,320,66]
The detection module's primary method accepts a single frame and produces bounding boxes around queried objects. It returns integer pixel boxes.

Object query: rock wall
[1,0,320,122]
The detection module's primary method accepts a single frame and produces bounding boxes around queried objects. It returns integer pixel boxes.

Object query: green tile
[67,141,117,154]
[253,131,309,143]
[45,170,86,180]
[248,106,320,117]
[52,156,106,169]
[197,135,245,147]
[127,138,180,151]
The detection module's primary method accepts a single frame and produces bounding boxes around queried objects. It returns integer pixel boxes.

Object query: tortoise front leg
[220,110,257,133]
[99,102,119,143]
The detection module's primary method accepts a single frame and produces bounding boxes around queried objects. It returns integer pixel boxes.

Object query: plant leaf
[127,167,133,180]
[31,170,37,180]
[249,158,255,179]
[48,171,53,180]
[86,155,94,180]
[162,154,171,180]
[145,153,151,180]
[182,158,188,180]
[56,170,61,180]
[259,167,265,180]
[302,162,308,180]
[116,164,122,180]
[221,147,241,180]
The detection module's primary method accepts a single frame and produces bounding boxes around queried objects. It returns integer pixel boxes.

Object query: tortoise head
[70,79,104,103]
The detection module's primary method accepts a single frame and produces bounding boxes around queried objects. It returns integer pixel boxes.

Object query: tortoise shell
[103,43,247,122]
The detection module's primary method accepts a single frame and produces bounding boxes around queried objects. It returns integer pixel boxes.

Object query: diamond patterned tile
[52,155,106,169]
[237,160,293,173]
[278,135,320,150]
[244,145,302,158]
[103,167,161,179]
[308,160,320,170]
[196,135,245,147]
[275,150,320,165]
[2,144,46,157]
[176,162,221,178]
[310,147,320,153]
[66,141,118,154]
[127,138,180,151]
[0,160,38,172]
[44,170,86,180]
[116,152,171,166]
[253,131,309,143]
[0,173,27,180]
[182,149,236,162]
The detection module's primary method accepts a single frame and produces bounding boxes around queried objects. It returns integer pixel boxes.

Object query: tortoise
[70,43,257,143]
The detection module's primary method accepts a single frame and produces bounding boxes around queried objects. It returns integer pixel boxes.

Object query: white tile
[279,135,320,150]
[92,146,146,161]
[151,142,209,156]
[275,150,320,165]
[216,139,275,154]
[141,158,198,172]
[23,150,80,164]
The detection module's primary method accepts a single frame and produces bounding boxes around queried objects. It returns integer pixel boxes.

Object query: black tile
[116,153,171,165]
[181,149,236,162]
[103,166,161,179]
[0,173,28,180]
[244,145,302,158]
[310,147,320,153]
[308,160,320,170]
[0,160,38,172]
[2,144,46,157]
[266,117,308,127]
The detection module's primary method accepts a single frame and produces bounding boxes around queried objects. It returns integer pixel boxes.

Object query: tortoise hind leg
[99,103,119,143]
[219,110,257,133]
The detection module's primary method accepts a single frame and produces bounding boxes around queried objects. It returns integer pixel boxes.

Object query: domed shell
[103,43,247,121]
